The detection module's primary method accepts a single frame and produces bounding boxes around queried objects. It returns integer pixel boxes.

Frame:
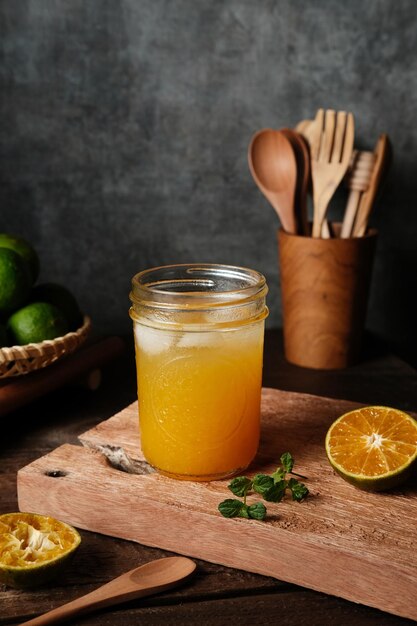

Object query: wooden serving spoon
[20,556,196,626]
[248,128,298,233]
[280,128,310,235]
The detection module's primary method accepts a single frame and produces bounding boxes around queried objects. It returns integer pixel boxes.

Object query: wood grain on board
[17,388,417,621]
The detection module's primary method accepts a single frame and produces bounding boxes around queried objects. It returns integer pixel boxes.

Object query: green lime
[31,283,83,331]
[0,512,81,589]
[7,302,68,345]
[325,406,417,491]
[0,233,40,283]
[0,248,32,315]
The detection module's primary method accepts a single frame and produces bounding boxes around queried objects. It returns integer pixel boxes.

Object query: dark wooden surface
[1,330,417,626]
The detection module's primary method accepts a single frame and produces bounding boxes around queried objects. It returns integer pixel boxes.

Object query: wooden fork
[308,109,355,238]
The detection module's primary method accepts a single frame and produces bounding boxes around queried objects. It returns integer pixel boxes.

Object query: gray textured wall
[1,1,417,363]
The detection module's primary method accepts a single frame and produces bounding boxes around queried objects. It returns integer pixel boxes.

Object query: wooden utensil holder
[278,226,377,369]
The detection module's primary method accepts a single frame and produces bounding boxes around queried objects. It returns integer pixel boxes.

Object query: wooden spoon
[20,557,196,626]
[248,128,298,233]
[280,128,310,235]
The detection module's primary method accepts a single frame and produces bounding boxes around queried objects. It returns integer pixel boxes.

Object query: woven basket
[0,315,91,378]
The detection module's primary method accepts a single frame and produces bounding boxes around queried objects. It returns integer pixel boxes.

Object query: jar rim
[130,263,268,309]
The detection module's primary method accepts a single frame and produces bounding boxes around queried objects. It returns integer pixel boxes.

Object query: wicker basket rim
[0,315,91,363]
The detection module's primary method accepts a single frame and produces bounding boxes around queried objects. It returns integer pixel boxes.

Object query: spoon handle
[19,586,140,626]
[19,557,196,626]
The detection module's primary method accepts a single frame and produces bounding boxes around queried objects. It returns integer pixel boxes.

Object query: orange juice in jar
[129,264,268,481]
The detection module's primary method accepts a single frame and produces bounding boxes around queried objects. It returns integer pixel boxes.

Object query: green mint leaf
[280,452,294,474]
[237,504,250,518]
[218,451,308,521]
[263,479,287,502]
[271,467,286,483]
[253,475,285,502]
[248,502,267,520]
[218,499,245,518]
[288,478,309,502]
[228,476,253,497]
[252,474,274,495]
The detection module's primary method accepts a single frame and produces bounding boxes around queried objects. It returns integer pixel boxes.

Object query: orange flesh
[327,407,417,477]
[0,513,79,568]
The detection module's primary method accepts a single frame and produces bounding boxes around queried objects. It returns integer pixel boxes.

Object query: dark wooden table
[1,330,416,626]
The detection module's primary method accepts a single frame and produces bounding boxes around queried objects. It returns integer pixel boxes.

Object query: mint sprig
[218,498,267,521]
[228,476,253,498]
[218,452,309,521]
[287,477,309,502]
[280,451,294,474]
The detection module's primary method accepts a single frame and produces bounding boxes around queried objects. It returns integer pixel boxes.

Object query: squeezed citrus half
[0,512,81,588]
[325,406,417,491]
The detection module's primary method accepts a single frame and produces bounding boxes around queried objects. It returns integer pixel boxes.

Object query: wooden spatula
[294,118,330,237]
[352,134,392,236]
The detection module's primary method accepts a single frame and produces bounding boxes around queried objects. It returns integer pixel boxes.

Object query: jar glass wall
[129,264,268,481]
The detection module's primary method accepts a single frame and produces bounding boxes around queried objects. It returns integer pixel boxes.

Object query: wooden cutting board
[17,388,417,621]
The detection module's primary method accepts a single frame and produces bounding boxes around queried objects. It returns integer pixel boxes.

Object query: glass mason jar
[129,263,268,481]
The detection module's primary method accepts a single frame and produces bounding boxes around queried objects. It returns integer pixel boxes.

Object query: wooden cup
[278,226,377,369]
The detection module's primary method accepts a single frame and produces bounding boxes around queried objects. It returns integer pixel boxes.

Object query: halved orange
[0,512,81,588]
[325,406,417,491]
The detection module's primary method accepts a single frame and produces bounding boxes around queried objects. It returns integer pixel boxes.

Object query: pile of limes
[0,234,83,347]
